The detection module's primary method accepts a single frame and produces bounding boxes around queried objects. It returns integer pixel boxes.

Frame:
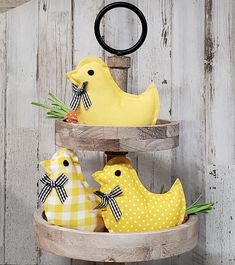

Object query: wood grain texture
[37,0,72,156]
[1,1,235,265]
[205,0,235,166]
[107,56,131,92]
[0,0,30,13]
[34,208,199,262]
[5,1,38,264]
[205,165,235,265]
[103,0,139,95]
[55,120,179,152]
[205,1,235,264]
[5,130,39,264]
[135,5,173,265]
[0,12,6,264]
[171,1,206,265]
[37,0,72,265]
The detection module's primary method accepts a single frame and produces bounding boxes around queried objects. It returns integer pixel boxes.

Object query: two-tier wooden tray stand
[33,56,199,262]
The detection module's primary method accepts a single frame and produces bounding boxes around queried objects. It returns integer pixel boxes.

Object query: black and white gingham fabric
[70,81,92,111]
[94,186,123,222]
[39,174,68,204]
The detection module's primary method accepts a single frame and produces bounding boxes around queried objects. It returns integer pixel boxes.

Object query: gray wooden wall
[0,0,234,265]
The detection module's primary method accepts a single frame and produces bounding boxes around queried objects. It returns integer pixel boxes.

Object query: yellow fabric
[66,57,160,126]
[93,157,186,233]
[40,148,104,231]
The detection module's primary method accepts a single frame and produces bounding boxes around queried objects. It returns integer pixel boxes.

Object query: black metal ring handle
[94,2,148,56]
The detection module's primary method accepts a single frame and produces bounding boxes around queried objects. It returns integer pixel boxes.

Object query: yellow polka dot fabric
[93,157,186,233]
[40,148,104,232]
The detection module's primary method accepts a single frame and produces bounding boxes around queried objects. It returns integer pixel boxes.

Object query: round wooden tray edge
[33,208,197,236]
[55,119,179,129]
[33,208,198,262]
[55,119,180,152]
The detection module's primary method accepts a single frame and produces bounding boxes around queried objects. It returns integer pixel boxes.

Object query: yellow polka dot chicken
[93,157,186,233]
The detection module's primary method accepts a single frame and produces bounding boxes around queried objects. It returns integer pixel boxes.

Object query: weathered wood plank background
[0,0,234,265]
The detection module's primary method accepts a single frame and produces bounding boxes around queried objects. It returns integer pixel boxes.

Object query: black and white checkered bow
[70,81,92,111]
[39,174,68,204]
[94,186,123,222]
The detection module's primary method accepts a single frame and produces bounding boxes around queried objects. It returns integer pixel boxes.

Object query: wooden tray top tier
[33,208,198,263]
[55,119,179,152]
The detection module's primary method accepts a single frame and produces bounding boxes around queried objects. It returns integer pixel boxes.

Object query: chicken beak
[39,159,51,174]
[66,70,82,87]
[93,171,106,185]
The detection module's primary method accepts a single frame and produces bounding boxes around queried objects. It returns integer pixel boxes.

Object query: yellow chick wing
[66,57,160,126]
[145,179,186,229]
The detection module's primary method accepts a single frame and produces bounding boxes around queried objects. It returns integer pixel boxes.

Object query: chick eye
[115,170,121,177]
[63,160,69,167]
[88,70,94,76]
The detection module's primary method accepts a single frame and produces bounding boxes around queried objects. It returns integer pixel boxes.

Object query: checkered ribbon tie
[94,186,123,222]
[70,81,92,111]
[39,174,68,204]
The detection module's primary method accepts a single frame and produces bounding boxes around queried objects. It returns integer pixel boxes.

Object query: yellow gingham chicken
[39,148,104,231]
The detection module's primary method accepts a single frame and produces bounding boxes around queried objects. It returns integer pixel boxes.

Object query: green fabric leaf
[31,92,70,120]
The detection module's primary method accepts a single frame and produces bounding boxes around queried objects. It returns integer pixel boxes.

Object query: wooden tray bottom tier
[33,209,198,263]
[55,119,179,152]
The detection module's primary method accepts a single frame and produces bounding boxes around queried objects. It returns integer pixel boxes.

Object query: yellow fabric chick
[39,148,104,232]
[93,157,186,233]
[66,57,160,126]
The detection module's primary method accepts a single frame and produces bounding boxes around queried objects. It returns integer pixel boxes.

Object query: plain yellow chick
[93,157,186,233]
[39,148,104,232]
[66,57,160,126]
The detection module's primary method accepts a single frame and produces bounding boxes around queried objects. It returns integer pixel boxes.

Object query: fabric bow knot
[94,186,123,222]
[70,81,92,111]
[39,174,68,204]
